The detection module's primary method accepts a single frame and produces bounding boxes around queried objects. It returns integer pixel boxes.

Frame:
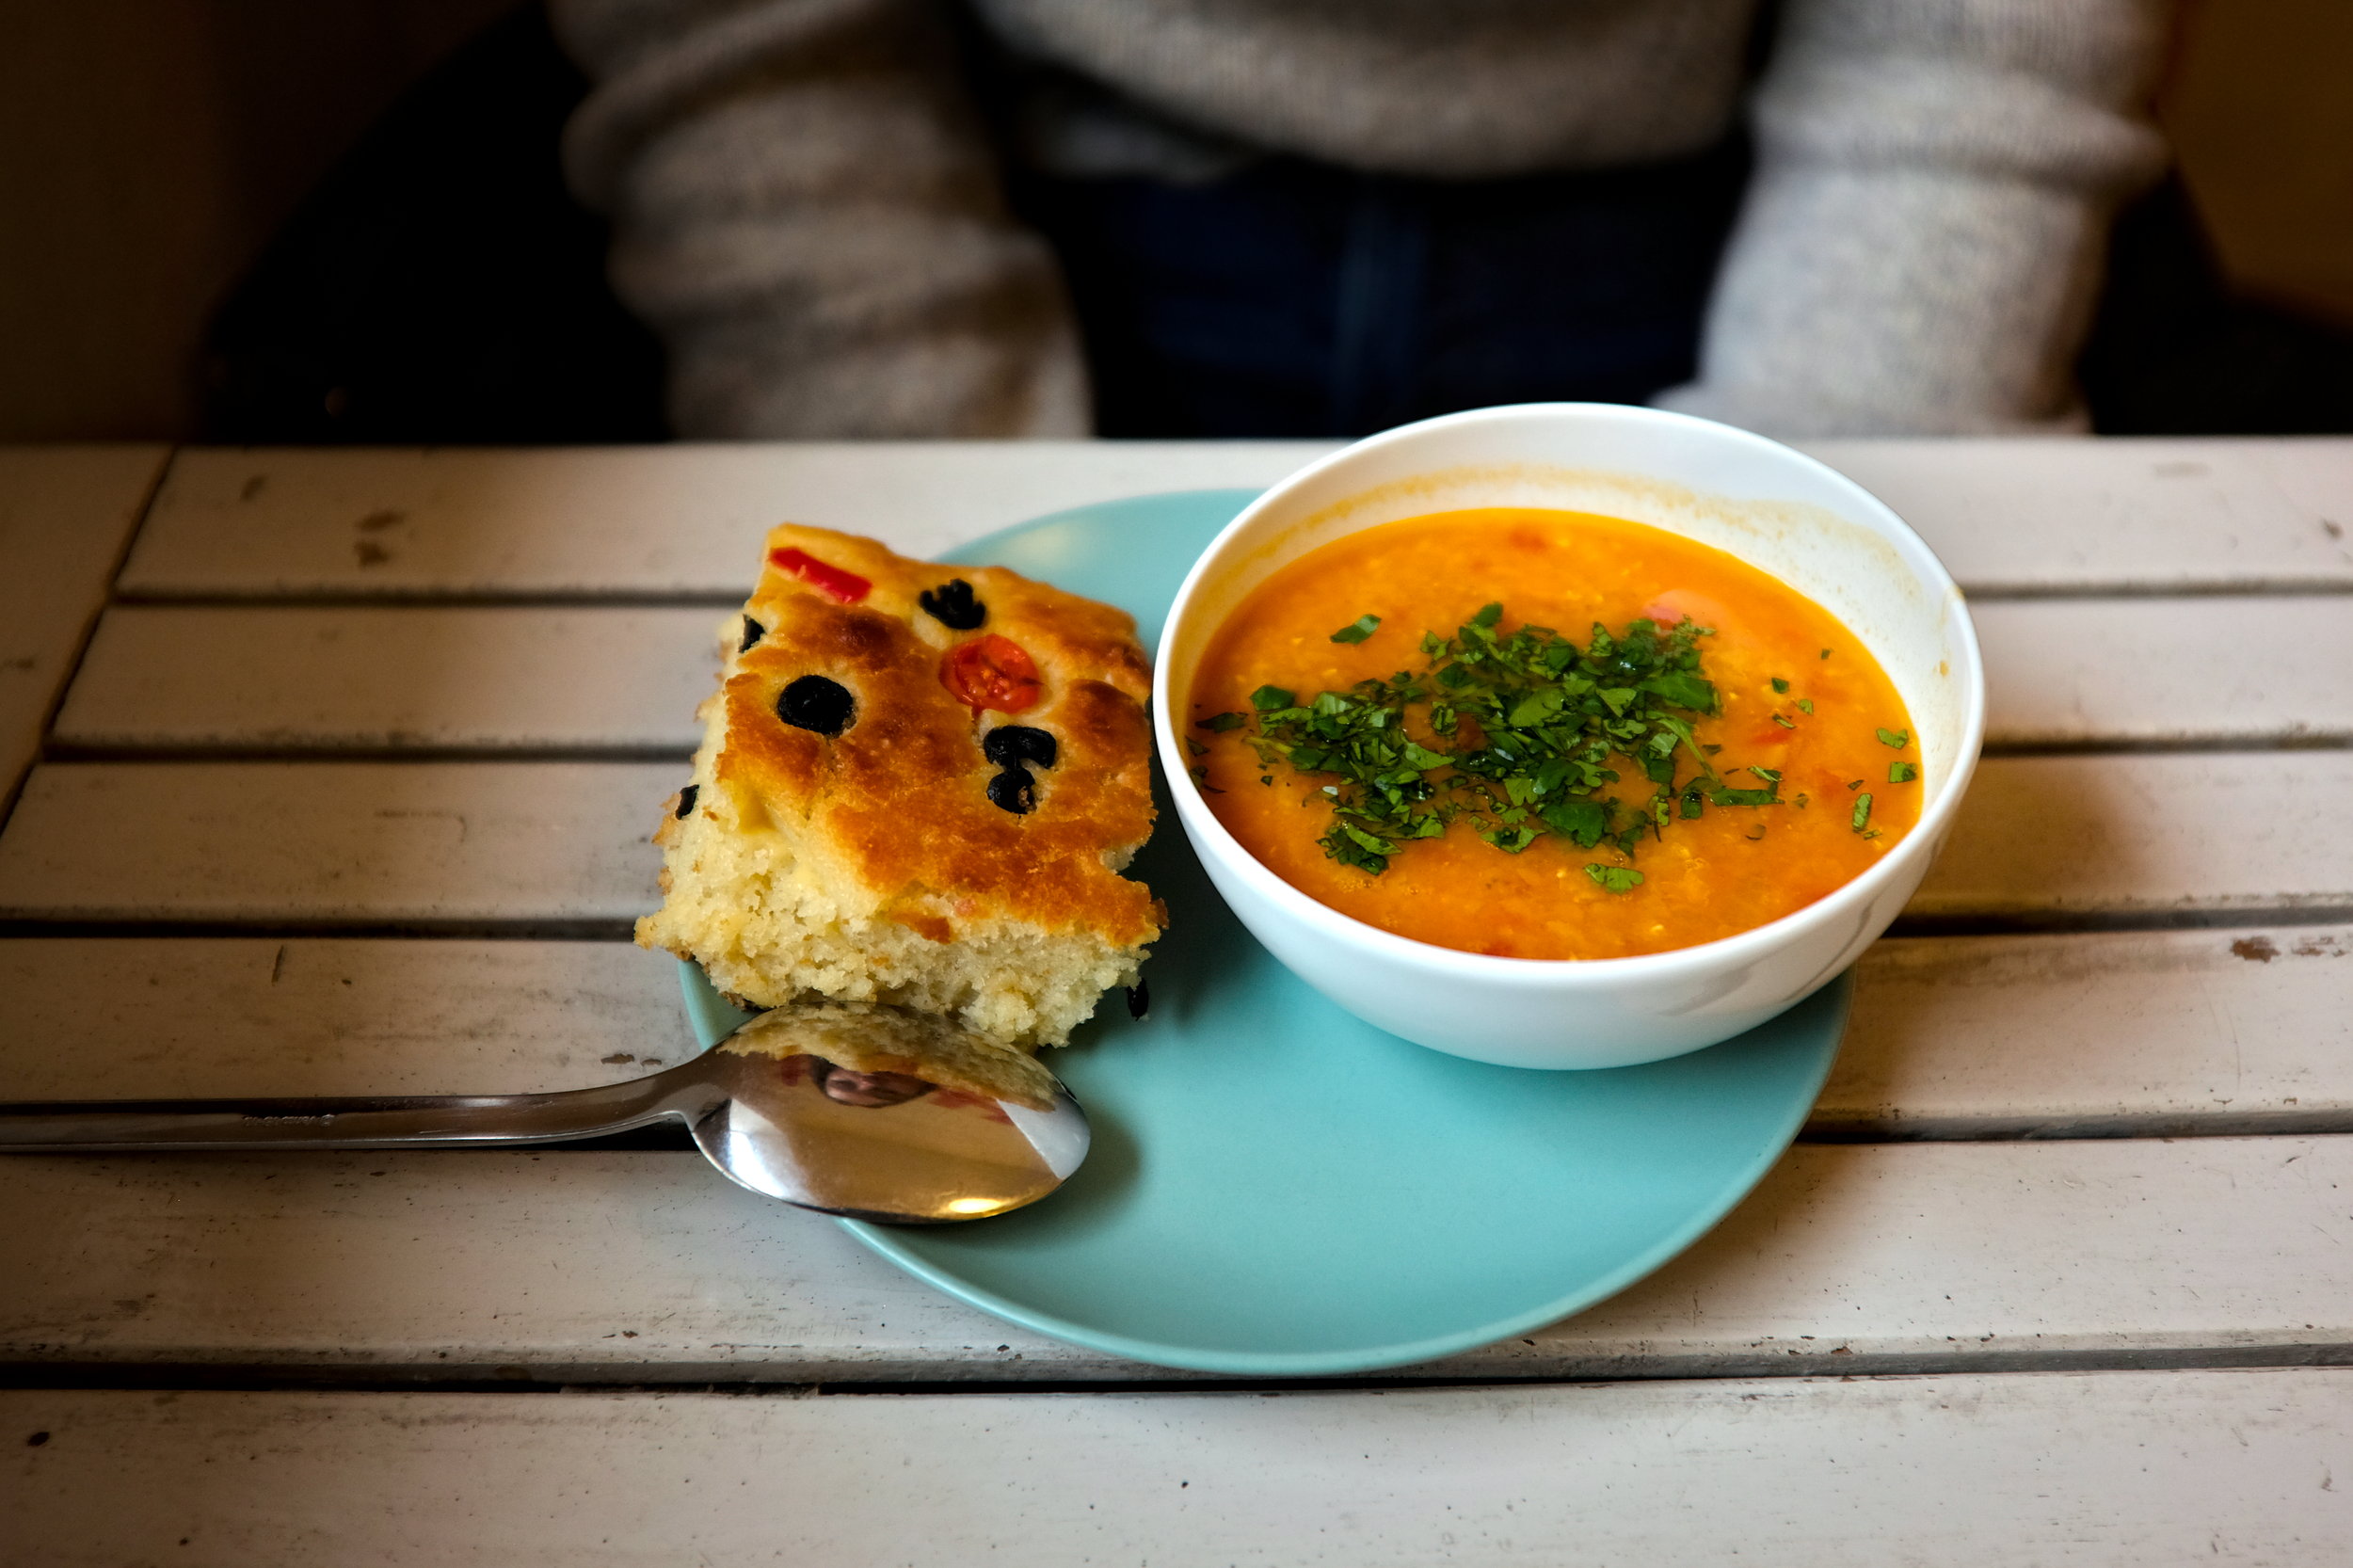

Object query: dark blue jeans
[1016,136,1751,439]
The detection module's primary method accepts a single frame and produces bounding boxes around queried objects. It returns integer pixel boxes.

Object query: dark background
[4,0,2348,444]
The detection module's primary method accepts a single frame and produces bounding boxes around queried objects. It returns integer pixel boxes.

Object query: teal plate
[679,489,1849,1376]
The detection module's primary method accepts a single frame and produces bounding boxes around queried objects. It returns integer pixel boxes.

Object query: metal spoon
[0,1031,1090,1224]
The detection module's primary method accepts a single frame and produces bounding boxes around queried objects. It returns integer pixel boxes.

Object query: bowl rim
[1149,400,1989,984]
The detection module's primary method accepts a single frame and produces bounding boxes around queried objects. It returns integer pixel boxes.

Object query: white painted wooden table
[3,438,2351,1564]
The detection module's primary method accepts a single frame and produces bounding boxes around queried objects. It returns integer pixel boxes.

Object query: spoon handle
[0,1061,717,1151]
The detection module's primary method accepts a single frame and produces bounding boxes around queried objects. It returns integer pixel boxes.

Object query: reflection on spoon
[707,1047,1087,1220]
[808,1060,937,1108]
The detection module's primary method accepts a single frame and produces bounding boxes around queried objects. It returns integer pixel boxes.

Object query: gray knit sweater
[552,0,2171,439]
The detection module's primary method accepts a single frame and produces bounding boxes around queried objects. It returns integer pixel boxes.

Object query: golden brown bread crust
[708,524,1160,948]
[637,523,1162,1057]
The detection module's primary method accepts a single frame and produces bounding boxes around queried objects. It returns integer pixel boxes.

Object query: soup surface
[1187,508,1920,960]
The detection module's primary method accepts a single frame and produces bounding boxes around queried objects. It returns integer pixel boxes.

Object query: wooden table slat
[119,439,2353,598]
[120,442,1329,598]
[57,605,726,754]
[0,760,674,924]
[0,938,701,1099]
[5,1138,2350,1382]
[1910,751,2353,920]
[1802,436,2353,593]
[52,594,2353,754]
[1971,595,2353,747]
[1824,925,2353,1134]
[8,1371,2352,1566]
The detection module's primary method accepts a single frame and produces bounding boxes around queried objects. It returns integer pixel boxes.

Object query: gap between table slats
[0,754,2347,926]
[46,595,2353,757]
[1,927,2344,1134]
[1,1138,2348,1384]
[118,439,2353,598]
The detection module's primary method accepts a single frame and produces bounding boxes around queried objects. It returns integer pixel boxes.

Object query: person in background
[547,0,2171,442]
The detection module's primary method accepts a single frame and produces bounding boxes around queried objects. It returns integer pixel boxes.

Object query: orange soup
[1186,509,1920,960]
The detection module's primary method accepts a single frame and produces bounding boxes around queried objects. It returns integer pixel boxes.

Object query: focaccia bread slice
[637,523,1162,1061]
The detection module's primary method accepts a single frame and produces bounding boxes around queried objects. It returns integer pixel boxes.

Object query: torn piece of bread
[637,523,1163,1064]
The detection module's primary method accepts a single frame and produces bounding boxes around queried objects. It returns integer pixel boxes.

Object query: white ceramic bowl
[1152,403,1985,1069]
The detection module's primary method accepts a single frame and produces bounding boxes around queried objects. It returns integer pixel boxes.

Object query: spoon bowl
[690,1045,1088,1221]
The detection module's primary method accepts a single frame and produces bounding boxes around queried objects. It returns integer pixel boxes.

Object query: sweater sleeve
[551,0,1089,438]
[1653,0,2171,437]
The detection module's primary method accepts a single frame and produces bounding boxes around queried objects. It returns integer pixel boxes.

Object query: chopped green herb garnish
[1586,863,1644,894]
[1877,728,1910,749]
[1851,792,1873,832]
[1848,778,1865,791]
[1185,737,1209,758]
[1796,698,1815,714]
[1199,711,1246,732]
[1221,606,1777,875]
[1795,792,1809,808]
[1329,614,1382,644]
[1819,648,1832,660]
[1770,677,1789,694]
[1889,761,1918,783]
[1772,712,1797,728]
